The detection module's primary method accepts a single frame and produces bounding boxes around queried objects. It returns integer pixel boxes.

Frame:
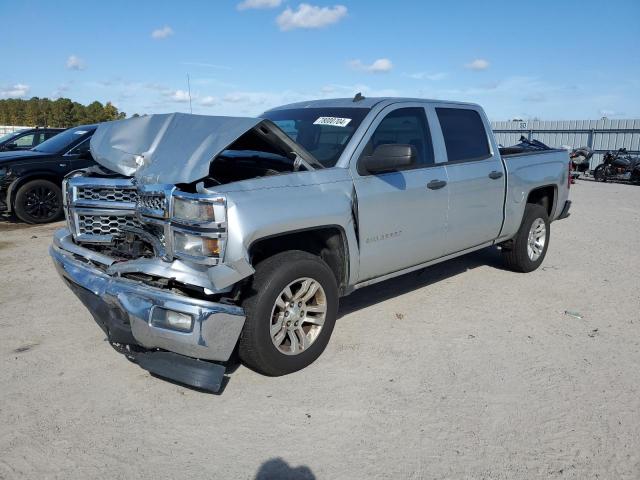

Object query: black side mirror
[361,144,416,174]
[5,142,18,150]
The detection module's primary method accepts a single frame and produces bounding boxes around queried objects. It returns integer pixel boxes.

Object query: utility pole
[187,73,193,114]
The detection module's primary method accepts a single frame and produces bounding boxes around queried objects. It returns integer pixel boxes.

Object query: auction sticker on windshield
[313,117,352,127]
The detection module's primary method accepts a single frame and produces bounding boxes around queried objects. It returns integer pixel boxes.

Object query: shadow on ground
[255,458,315,480]
[338,246,505,318]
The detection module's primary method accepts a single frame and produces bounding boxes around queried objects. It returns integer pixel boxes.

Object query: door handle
[427,179,447,190]
[488,170,503,180]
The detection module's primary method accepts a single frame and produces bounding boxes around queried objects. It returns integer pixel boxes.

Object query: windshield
[261,107,369,167]
[33,126,94,154]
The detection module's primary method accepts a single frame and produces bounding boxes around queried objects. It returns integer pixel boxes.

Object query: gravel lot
[1,180,639,480]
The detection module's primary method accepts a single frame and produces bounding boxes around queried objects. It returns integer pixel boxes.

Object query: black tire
[502,203,550,273]
[239,250,339,376]
[13,179,63,224]
[593,165,607,182]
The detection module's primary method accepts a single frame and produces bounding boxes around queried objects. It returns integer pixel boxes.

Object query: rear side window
[14,133,36,147]
[436,108,491,162]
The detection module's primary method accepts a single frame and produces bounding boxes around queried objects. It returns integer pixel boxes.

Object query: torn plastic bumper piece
[558,200,571,220]
[134,351,226,393]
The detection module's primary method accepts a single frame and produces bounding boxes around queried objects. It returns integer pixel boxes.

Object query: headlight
[173,231,222,260]
[172,196,225,225]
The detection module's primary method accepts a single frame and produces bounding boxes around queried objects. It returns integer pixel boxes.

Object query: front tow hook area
[114,344,228,393]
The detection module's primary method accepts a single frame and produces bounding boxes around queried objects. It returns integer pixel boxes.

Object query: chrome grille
[76,186,138,203]
[77,214,143,236]
[137,193,166,212]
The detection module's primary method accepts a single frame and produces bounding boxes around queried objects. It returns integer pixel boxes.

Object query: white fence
[491,119,640,170]
[0,125,31,135]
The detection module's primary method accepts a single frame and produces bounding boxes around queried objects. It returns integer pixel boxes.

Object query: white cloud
[0,83,30,98]
[151,26,174,40]
[406,71,447,81]
[237,0,282,10]
[277,4,347,31]
[348,58,393,74]
[66,55,86,70]
[200,96,218,106]
[166,89,192,102]
[465,59,490,71]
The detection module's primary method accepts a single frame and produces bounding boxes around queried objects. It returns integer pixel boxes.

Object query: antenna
[187,73,193,114]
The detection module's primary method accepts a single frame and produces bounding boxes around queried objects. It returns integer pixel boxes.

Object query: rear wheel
[239,250,339,376]
[13,179,63,224]
[593,165,607,182]
[502,203,550,273]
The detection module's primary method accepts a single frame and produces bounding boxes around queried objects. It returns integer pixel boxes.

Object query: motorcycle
[593,148,640,184]
[569,147,593,181]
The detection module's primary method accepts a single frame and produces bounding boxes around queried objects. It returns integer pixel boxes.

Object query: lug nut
[284,311,289,317]
[298,302,302,307]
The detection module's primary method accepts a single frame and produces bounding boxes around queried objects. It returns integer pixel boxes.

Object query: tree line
[0,97,131,127]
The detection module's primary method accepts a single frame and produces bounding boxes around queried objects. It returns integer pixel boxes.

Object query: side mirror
[361,144,416,174]
[5,142,18,150]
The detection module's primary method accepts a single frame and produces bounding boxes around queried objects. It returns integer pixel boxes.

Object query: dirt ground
[1,180,639,479]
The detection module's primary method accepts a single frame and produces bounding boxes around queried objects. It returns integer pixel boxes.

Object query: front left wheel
[239,250,339,376]
[13,179,63,224]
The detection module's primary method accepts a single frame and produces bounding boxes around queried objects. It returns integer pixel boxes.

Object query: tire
[239,250,339,376]
[502,203,550,273]
[13,179,63,224]
[593,165,607,182]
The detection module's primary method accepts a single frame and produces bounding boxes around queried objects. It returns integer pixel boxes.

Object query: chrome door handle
[427,179,447,190]
[488,171,503,180]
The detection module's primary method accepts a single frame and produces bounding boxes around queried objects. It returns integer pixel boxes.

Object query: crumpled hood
[90,113,262,184]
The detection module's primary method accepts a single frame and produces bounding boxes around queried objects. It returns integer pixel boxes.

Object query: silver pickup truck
[50,97,571,391]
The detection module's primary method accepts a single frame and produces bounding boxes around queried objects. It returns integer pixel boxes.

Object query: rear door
[351,104,449,282]
[433,106,505,253]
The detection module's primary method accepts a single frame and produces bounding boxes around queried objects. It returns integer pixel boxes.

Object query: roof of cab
[265,97,480,112]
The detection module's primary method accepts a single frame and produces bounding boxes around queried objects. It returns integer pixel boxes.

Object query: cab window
[361,107,434,168]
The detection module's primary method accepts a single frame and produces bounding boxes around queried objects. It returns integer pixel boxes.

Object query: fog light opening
[150,307,194,332]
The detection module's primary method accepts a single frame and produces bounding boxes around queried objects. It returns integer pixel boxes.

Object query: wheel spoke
[292,279,312,300]
[288,330,299,352]
[273,328,286,346]
[301,281,320,302]
[302,314,325,326]
[305,304,326,314]
[296,327,309,350]
[270,315,284,337]
[282,285,293,301]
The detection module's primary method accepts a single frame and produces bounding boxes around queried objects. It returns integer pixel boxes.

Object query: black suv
[0,127,65,152]
[0,125,97,223]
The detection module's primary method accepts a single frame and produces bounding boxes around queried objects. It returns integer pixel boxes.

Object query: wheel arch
[247,225,350,294]
[526,184,557,218]
[7,171,63,212]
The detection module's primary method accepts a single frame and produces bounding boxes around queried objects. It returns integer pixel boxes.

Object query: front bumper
[50,233,246,362]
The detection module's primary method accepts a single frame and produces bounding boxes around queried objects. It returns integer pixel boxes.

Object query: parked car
[0,127,65,152]
[0,124,97,223]
[50,98,571,392]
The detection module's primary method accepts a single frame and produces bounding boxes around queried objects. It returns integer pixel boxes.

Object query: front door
[351,105,449,282]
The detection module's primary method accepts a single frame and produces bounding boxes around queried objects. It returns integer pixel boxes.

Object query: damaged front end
[50,173,248,390]
[49,113,312,391]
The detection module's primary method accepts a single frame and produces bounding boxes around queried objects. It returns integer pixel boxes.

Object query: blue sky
[2,0,639,120]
